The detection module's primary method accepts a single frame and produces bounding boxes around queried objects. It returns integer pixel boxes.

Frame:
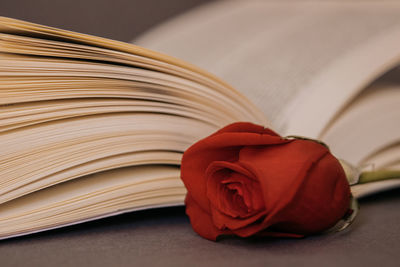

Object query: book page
[0,113,214,204]
[0,165,185,239]
[362,142,400,170]
[135,0,400,138]
[351,179,400,199]
[320,83,400,165]
[0,16,266,124]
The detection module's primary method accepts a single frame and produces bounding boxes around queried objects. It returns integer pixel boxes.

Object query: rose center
[220,180,257,218]
[206,165,265,219]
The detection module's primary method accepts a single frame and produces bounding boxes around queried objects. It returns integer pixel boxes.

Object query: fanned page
[135,0,400,138]
[321,70,400,165]
[0,165,184,239]
[0,17,266,239]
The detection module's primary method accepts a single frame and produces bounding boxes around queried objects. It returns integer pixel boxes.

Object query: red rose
[180,122,351,240]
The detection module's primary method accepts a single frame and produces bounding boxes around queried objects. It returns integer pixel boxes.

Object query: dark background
[1,0,400,266]
[0,0,213,42]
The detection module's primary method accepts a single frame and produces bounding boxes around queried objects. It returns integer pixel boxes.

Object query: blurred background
[0,0,214,41]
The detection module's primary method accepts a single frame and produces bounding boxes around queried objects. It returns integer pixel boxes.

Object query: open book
[1,1,399,239]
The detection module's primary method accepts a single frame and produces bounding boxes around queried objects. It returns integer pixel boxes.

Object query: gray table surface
[1,1,399,266]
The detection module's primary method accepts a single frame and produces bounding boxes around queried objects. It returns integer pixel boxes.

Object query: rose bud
[180,122,352,241]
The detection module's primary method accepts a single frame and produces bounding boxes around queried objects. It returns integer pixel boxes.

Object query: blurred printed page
[135,0,400,137]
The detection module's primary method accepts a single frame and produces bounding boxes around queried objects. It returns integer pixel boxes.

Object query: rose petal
[256,230,304,238]
[207,173,248,218]
[211,206,267,231]
[206,160,258,182]
[236,139,349,233]
[185,193,231,241]
[206,161,265,217]
[237,140,328,212]
[225,182,249,209]
[269,152,350,234]
[213,122,280,137]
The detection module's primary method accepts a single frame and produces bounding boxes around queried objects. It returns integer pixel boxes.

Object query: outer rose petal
[185,193,231,241]
[256,230,303,238]
[269,152,350,234]
[236,140,329,215]
[213,122,279,136]
[236,140,350,234]
[211,207,267,232]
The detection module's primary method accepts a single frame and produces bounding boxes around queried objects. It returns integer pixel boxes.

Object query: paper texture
[135,0,400,137]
